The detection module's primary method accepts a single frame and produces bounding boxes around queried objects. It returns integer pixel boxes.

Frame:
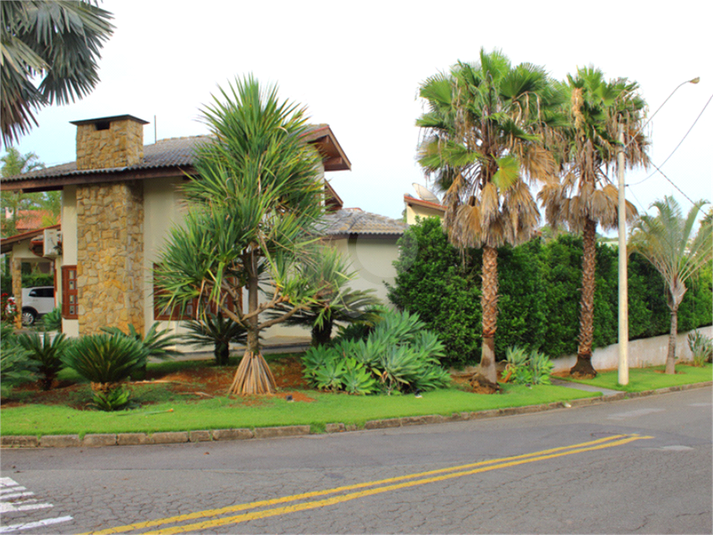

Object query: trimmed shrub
[388,219,712,367]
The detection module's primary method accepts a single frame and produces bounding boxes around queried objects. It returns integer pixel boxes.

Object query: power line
[628,91,713,187]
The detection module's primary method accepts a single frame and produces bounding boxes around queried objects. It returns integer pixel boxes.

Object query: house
[2,114,405,340]
[403,194,445,224]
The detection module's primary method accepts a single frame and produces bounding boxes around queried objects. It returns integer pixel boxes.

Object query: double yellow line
[84,433,651,535]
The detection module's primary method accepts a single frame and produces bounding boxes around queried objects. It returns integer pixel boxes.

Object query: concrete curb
[2,381,710,449]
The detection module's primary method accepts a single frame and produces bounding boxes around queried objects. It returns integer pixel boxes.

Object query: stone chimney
[70,115,149,170]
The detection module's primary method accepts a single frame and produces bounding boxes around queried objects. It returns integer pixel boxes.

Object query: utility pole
[617,125,629,386]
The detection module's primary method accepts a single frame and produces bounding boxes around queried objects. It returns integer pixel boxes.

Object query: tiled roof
[321,209,406,237]
[3,123,347,184]
[3,136,210,182]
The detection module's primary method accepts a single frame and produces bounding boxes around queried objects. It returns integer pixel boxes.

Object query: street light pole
[617,125,628,385]
[616,76,699,386]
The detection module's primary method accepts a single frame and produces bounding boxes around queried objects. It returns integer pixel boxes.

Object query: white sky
[11,0,713,225]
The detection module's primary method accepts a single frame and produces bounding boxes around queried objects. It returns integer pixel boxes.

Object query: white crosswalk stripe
[0,477,72,532]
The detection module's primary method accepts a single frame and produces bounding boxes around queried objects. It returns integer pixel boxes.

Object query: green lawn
[561,363,712,392]
[1,384,597,438]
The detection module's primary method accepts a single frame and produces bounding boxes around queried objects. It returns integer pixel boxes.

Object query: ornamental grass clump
[302,310,450,395]
[62,333,147,410]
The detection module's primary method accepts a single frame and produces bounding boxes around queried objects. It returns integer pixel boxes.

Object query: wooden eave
[302,125,351,172]
[0,223,60,254]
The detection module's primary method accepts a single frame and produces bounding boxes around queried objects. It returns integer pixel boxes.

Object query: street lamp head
[689,77,701,84]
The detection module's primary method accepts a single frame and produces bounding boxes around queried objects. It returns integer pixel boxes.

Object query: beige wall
[60,186,79,337]
[405,204,443,225]
[143,175,187,337]
[331,235,399,305]
[551,325,713,372]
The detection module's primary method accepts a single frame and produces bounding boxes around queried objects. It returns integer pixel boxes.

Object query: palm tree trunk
[571,218,598,378]
[665,307,678,375]
[480,245,499,384]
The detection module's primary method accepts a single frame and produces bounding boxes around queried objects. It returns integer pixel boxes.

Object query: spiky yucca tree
[630,196,712,374]
[416,49,562,385]
[539,67,648,377]
[154,76,325,395]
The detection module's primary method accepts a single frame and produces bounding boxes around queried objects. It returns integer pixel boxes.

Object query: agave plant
[688,331,713,367]
[16,332,70,390]
[302,309,449,395]
[62,333,147,398]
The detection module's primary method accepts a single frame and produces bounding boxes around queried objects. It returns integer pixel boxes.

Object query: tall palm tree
[539,67,648,377]
[416,49,563,385]
[1,147,46,236]
[154,76,325,395]
[630,196,712,374]
[1,1,114,146]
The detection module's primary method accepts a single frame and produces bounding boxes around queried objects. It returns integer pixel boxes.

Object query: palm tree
[416,49,563,385]
[630,196,712,374]
[1,1,114,146]
[539,67,648,377]
[1,147,46,236]
[154,76,325,395]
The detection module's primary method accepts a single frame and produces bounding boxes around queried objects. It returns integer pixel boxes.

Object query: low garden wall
[551,325,713,373]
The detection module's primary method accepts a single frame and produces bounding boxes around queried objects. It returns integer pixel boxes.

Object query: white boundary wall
[551,325,713,372]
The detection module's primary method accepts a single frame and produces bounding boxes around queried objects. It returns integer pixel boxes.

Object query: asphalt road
[1,387,711,534]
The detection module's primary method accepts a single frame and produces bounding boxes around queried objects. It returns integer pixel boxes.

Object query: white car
[18,286,56,326]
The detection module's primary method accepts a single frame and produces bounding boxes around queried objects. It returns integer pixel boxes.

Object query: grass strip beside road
[1,384,597,438]
[561,363,712,392]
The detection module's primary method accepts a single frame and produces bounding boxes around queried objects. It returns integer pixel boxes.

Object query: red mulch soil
[1,356,316,409]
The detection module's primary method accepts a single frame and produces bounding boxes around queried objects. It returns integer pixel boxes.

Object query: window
[61,266,78,319]
[153,264,241,321]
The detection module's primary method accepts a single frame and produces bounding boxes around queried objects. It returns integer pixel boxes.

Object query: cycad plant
[630,196,712,374]
[416,49,563,386]
[183,312,247,366]
[16,332,70,390]
[62,334,147,409]
[0,323,35,397]
[270,247,381,346]
[539,67,648,377]
[102,322,180,377]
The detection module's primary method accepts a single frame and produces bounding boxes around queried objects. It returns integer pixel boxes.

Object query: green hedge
[387,218,712,367]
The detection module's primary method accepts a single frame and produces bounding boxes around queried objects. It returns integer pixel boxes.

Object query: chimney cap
[70,114,149,126]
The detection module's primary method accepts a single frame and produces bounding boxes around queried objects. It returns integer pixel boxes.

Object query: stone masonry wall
[76,119,144,170]
[76,181,144,335]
